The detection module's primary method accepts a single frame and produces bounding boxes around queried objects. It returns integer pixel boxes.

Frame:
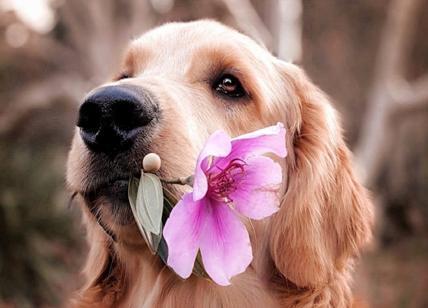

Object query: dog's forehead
[134,21,249,49]
[126,20,272,71]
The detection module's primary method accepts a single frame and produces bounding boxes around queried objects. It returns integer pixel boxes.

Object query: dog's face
[67,20,297,239]
[67,21,374,303]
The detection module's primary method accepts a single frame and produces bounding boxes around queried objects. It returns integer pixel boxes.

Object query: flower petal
[227,122,287,163]
[230,156,282,220]
[199,201,252,286]
[163,193,205,279]
[193,130,232,201]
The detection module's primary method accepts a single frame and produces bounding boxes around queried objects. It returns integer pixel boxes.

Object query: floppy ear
[269,62,374,289]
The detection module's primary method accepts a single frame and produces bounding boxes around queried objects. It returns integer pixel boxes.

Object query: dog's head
[67,20,373,293]
[67,20,296,235]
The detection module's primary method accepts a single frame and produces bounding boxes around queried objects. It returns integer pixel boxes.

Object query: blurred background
[0,0,427,307]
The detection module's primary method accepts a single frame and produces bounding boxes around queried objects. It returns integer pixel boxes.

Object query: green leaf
[151,231,162,252]
[157,236,169,265]
[156,191,176,263]
[130,176,210,279]
[136,172,164,235]
[128,176,154,252]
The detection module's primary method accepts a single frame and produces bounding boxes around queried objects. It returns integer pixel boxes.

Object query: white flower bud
[143,153,161,173]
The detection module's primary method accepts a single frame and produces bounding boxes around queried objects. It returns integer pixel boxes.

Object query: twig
[354,0,426,186]
[0,74,86,135]
[160,176,194,186]
[269,0,302,61]
[219,0,272,48]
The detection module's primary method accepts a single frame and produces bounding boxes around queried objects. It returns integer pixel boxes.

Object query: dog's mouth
[86,178,130,202]
[81,176,128,198]
[80,176,136,224]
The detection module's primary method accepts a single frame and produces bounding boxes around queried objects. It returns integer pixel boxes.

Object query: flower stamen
[208,158,247,202]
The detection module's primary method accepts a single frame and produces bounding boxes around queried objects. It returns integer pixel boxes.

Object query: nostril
[77,102,101,134]
[111,100,152,132]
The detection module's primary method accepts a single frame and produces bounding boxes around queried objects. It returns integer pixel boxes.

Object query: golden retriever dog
[66,20,374,307]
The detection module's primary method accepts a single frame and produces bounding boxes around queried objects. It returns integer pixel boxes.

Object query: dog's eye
[116,72,131,80]
[214,74,246,98]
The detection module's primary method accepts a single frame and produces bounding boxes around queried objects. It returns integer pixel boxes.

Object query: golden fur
[66,20,374,307]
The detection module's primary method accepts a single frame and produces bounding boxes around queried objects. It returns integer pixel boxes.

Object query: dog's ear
[269,62,374,289]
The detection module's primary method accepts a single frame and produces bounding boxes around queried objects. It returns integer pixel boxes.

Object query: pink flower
[163,123,287,285]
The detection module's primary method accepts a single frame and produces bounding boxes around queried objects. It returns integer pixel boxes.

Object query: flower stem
[160,175,194,186]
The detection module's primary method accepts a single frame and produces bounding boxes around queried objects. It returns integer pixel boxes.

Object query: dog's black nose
[77,85,158,153]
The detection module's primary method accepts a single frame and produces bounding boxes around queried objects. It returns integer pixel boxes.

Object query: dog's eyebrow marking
[120,44,152,77]
[188,45,263,97]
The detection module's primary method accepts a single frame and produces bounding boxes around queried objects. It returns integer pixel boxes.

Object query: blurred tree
[355,0,428,187]
[0,117,80,307]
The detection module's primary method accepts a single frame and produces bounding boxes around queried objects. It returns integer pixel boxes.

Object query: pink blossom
[163,123,287,285]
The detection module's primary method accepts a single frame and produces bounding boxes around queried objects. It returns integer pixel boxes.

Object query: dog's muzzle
[77,85,159,154]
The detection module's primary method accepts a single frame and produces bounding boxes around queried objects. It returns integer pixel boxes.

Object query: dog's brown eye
[214,74,246,98]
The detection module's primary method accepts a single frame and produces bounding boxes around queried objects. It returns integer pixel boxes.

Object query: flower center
[207,158,247,203]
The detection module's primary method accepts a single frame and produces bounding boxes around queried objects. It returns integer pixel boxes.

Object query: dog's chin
[82,179,135,226]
